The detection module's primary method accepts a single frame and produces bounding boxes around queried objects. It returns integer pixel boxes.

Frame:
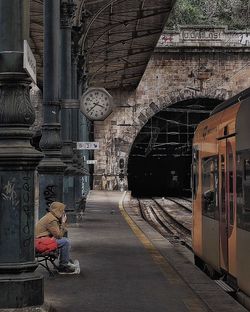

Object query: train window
[192,147,199,199]
[243,159,250,218]
[202,156,218,219]
[243,160,250,217]
[237,154,250,232]
[243,183,250,213]
[228,146,234,225]
[224,126,228,136]
[221,155,226,215]
[244,159,250,180]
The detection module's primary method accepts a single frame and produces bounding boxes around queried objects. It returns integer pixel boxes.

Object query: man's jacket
[35,202,67,239]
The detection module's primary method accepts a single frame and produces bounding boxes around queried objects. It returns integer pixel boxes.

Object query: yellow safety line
[119,192,208,312]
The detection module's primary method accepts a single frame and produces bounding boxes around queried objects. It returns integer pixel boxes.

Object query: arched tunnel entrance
[128,98,222,197]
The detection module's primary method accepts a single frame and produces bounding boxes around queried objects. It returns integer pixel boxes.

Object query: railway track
[137,197,192,249]
[133,197,250,311]
[165,197,192,212]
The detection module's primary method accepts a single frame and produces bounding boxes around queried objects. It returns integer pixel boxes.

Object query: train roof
[211,87,250,116]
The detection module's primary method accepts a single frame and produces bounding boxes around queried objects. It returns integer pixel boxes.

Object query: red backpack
[35,237,58,253]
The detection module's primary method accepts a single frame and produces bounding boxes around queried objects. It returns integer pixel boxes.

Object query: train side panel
[237,229,250,295]
[236,98,250,296]
[193,103,239,277]
[202,217,220,271]
[193,114,220,271]
[217,105,239,277]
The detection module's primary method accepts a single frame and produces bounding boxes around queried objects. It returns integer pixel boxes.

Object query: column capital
[61,99,80,109]
[60,1,76,28]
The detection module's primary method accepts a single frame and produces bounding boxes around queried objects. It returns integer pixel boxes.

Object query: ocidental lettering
[182,30,221,41]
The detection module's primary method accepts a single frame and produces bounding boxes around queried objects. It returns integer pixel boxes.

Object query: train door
[226,136,237,276]
[219,139,228,270]
[218,136,236,274]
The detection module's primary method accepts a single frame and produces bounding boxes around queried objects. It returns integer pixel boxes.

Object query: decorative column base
[64,175,77,223]
[0,272,43,308]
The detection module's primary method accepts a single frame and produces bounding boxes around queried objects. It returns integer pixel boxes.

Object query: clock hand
[92,102,105,108]
[88,105,96,113]
[87,102,106,115]
[95,103,105,108]
[87,103,102,113]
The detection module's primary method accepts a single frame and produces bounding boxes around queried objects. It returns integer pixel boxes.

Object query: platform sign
[77,142,100,150]
[23,40,37,84]
[87,160,97,164]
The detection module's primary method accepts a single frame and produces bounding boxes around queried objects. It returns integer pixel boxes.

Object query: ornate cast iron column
[72,27,86,207]
[0,0,43,308]
[38,0,66,218]
[60,0,77,219]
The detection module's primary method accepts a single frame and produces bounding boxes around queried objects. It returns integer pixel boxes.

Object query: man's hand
[61,213,67,224]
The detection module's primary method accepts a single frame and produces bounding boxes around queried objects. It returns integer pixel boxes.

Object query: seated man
[35,201,76,273]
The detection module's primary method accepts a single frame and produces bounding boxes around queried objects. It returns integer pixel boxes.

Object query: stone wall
[93,47,250,190]
[158,26,250,49]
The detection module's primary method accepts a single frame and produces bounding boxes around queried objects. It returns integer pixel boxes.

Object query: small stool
[36,249,59,276]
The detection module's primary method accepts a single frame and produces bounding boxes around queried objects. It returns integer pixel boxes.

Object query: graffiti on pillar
[22,176,32,248]
[44,185,57,208]
[1,178,19,207]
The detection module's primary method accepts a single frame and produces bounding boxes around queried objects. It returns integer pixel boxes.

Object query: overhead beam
[88,46,154,66]
[134,142,191,146]
[162,108,211,114]
[89,61,146,77]
[93,74,142,84]
[88,7,171,35]
[110,6,173,16]
[88,29,162,56]
[87,47,153,82]
[138,132,194,135]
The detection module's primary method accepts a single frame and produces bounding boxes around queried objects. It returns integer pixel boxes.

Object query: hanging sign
[23,40,37,84]
[77,142,100,150]
[87,160,97,164]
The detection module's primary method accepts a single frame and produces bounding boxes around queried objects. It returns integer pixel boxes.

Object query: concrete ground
[37,191,247,312]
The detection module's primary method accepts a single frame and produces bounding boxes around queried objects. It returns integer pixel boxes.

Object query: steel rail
[138,198,192,249]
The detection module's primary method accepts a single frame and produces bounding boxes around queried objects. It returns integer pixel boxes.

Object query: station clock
[80,87,113,121]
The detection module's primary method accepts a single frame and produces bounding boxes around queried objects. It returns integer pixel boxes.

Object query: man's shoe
[66,261,77,269]
[58,263,76,274]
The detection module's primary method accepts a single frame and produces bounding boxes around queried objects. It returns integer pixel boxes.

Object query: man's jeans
[56,237,71,265]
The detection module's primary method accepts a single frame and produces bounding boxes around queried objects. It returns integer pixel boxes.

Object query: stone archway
[93,88,229,190]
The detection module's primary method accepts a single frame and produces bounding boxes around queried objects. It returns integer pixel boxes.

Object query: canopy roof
[30,0,175,90]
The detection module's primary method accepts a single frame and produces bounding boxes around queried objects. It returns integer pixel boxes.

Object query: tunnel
[128,98,222,197]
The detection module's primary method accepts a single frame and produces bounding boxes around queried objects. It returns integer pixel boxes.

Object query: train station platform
[39,191,247,312]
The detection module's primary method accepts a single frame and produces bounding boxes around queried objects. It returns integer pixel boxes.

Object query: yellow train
[192,88,250,301]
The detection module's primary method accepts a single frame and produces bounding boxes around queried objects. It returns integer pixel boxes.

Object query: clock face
[80,88,113,121]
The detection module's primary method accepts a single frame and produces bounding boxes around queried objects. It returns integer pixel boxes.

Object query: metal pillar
[38,0,66,218]
[72,26,85,212]
[60,0,77,220]
[0,0,43,308]
[78,50,92,192]
[72,59,82,211]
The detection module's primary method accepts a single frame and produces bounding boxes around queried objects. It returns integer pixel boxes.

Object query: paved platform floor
[39,191,248,312]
